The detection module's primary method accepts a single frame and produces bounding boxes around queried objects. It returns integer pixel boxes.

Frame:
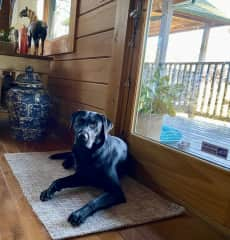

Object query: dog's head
[70,111,113,149]
[19,7,29,18]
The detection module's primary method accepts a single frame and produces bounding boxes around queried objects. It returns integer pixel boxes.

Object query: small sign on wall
[201,141,228,159]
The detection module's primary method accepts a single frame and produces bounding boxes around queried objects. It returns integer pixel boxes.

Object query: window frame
[43,0,78,56]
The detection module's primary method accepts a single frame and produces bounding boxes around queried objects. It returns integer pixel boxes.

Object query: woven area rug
[4,152,184,240]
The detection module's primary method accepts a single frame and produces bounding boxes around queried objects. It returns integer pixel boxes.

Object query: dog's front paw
[40,189,54,201]
[68,207,90,226]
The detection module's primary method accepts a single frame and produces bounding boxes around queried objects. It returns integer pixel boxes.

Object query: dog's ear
[69,111,80,130]
[100,115,113,139]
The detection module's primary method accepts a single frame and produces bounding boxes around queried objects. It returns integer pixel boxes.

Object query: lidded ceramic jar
[7,66,50,141]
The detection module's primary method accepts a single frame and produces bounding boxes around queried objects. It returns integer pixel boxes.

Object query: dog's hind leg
[50,152,75,169]
[49,152,72,160]
[62,156,75,169]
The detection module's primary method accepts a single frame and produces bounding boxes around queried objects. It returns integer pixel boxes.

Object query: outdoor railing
[142,62,230,120]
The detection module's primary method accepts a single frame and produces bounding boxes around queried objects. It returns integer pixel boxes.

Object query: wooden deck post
[155,0,173,66]
[199,25,210,62]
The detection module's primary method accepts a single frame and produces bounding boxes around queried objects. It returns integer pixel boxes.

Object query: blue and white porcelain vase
[7,66,51,141]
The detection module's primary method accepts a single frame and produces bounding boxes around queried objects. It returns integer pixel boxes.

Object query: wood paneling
[128,134,230,232]
[54,98,105,126]
[79,0,114,15]
[50,58,111,83]
[49,79,107,109]
[49,0,118,123]
[0,0,10,30]
[0,18,9,30]
[77,2,116,37]
[0,55,50,95]
[0,55,51,74]
[55,30,114,60]
[129,135,230,224]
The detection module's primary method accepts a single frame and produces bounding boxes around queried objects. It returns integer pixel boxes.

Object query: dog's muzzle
[77,131,89,145]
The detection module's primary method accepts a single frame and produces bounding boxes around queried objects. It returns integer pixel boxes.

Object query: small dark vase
[7,66,51,141]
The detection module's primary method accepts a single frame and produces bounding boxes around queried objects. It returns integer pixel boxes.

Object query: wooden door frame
[116,0,230,235]
[115,0,149,137]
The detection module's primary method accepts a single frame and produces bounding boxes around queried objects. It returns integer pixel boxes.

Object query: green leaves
[0,27,14,42]
[138,68,182,116]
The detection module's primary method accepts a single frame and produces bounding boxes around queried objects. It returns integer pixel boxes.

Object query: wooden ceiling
[149,11,205,36]
[149,0,228,36]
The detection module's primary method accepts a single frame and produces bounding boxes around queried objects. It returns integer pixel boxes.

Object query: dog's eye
[89,121,97,128]
[77,118,84,125]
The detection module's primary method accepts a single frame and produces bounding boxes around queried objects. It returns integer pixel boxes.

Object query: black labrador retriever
[40,110,129,226]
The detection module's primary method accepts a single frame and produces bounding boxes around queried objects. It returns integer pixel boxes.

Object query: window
[166,29,203,62]
[47,0,71,39]
[133,0,230,168]
[205,26,230,62]
[120,0,230,227]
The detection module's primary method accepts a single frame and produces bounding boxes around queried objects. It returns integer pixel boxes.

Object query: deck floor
[162,115,230,169]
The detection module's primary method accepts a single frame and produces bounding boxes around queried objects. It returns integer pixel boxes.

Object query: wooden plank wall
[48,0,130,126]
[0,0,10,30]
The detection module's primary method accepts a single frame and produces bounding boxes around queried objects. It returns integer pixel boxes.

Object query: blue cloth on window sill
[160,125,182,144]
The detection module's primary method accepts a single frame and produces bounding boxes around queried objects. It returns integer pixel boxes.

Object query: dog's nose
[77,132,89,143]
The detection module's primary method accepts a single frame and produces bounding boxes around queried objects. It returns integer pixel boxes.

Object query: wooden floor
[0,120,228,240]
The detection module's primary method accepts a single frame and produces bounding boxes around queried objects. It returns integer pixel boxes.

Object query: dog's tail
[49,152,72,160]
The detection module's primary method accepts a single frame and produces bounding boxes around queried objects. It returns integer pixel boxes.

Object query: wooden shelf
[0,107,8,120]
[0,53,53,61]
[0,54,51,121]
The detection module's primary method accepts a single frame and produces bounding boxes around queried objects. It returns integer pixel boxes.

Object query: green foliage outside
[62,18,70,26]
[138,68,182,116]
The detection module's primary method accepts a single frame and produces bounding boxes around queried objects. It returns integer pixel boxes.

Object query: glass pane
[48,0,71,39]
[134,0,230,168]
[205,26,230,61]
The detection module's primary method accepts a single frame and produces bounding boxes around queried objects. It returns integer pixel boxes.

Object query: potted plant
[136,68,182,140]
[0,27,16,54]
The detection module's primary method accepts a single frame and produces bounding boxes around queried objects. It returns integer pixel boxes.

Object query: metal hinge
[129,0,143,48]
[124,75,132,89]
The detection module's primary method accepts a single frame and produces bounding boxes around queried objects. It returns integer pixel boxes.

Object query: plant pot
[135,113,163,141]
[0,41,16,54]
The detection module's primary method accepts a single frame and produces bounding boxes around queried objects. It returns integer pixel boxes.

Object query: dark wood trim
[0,53,52,61]
[105,0,131,126]
[116,0,149,137]
[0,0,10,30]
